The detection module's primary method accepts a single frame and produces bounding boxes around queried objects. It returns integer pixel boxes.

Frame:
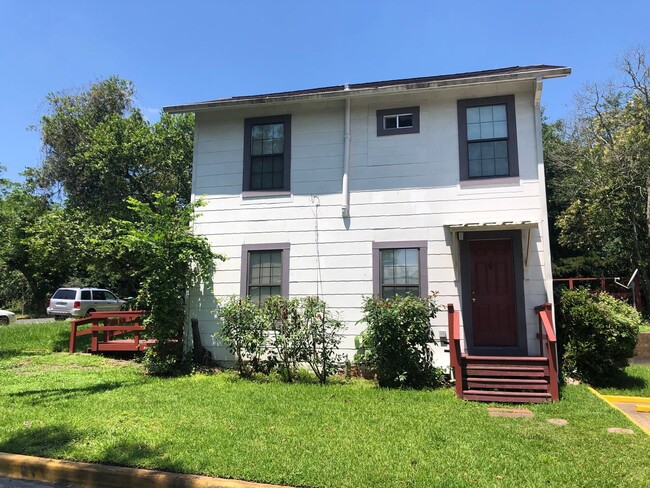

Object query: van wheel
[0,316,9,325]
[85,309,96,318]
[54,316,66,321]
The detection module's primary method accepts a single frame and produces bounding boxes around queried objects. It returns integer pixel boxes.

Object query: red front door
[468,238,517,347]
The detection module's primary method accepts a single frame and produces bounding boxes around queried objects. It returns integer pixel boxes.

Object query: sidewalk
[0,453,288,488]
[589,388,650,435]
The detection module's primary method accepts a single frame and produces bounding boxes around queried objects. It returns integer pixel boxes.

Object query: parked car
[46,288,126,319]
[0,309,17,325]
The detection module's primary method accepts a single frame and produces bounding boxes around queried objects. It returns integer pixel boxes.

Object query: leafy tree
[112,194,223,374]
[549,47,650,310]
[0,180,77,314]
[30,76,194,219]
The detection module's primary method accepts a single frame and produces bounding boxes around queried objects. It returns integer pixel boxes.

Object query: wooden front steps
[447,303,560,404]
[461,355,554,403]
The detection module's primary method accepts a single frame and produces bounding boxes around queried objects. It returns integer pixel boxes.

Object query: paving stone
[607,427,635,434]
[488,407,533,418]
[547,418,567,426]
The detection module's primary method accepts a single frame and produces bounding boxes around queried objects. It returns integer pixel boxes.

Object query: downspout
[342,86,351,218]
[534,77,556,342]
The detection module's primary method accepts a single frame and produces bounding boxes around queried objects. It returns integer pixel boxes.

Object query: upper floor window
[243,115,291,193]
[457,96,518,180]
[376,107,420,136]
[372,241,428,299]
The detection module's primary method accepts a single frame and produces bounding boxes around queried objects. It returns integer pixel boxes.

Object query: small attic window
[377,106,420,136]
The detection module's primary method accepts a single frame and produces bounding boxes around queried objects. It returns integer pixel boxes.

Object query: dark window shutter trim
[457,95,519,181]
[243,115,291,192]
[376,106,420,136]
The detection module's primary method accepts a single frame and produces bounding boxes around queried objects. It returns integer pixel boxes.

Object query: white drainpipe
[342,88,351,218]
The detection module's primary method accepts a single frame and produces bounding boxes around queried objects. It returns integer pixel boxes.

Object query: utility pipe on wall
[341,89,351,218]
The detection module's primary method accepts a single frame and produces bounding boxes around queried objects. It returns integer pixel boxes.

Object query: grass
[640,324,650,333]
[595,365,650,398]
[1,323,650,487]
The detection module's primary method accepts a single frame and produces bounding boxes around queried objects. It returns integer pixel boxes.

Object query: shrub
[358,293,443,388]
[264,296,303,382]
[217,296,267,377]
[217,295,344,384]
[556,288,640,383]
[297,296,344,384]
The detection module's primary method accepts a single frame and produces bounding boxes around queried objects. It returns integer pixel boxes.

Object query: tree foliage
[111,194,223,374]
[30,76,194,219]
[546,47,650,310]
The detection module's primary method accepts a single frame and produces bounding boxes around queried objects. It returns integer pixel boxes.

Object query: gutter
[164,67,571,114]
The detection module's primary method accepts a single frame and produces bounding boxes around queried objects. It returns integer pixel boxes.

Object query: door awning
[446,221,538,233]
[445,221,538,265]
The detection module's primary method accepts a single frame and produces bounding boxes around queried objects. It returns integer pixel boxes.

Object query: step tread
[463,355,548,362]
[463,390,552,398]
[466,377,549,384]
[465,364,548,371]
[462,393,552,403]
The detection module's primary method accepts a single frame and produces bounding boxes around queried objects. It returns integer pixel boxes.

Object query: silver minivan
[47,287,126,319]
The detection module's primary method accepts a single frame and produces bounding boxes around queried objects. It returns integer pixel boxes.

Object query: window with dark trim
[457,95,518,180]
[243,115,291,192]
[240,243,290,304]
[372,241,428,299]
[376,107,420,136]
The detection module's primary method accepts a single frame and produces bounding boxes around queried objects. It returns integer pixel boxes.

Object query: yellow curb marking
[636,405,650,413]
[588,387,650,436]
[600,394,650,404]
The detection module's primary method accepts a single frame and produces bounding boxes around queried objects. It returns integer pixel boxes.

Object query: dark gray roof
[164,65,571,113]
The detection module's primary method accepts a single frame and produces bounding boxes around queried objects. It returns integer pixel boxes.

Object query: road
[0,476,71,487]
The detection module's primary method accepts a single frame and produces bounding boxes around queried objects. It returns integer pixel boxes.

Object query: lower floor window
[248,250,282,304]
[373,241,428,299]
[241,243,290,304]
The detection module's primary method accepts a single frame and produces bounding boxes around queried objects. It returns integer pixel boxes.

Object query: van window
[52,289,76,300]
[81,290,91,300]
[92,290,107,300]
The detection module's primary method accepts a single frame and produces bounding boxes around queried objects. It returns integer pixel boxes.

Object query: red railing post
[535,303,559,401]
[448,304,463,399]
[69,320,77,353]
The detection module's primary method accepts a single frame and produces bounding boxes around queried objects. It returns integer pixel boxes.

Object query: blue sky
[1,0,649,182]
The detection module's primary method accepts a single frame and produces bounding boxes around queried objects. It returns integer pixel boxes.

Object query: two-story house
[164,65,571,402]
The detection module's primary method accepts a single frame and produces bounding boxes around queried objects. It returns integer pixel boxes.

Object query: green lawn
[1,323,649,487]
[595,364,650,397]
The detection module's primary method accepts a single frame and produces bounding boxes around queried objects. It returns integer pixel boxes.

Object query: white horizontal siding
[189,80,552,364]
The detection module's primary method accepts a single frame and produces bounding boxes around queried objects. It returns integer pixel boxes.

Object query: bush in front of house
[357,293,444,389]
[556,287,640,383]
[218,296,267,377]
[216,296,344,384]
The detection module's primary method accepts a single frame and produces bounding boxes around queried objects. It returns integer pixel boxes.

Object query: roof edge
[164,65,571,114]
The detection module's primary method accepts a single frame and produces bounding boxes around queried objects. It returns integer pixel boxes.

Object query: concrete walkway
[589,388,650,435]
[0,453,288,488]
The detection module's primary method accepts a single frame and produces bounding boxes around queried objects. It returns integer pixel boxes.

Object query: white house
[164,65,571,402]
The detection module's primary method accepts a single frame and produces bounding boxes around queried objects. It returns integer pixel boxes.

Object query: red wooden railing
[447,304,463,399]
[534,303,559,401]
[553,276,642,312]
[69,311,149,353]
